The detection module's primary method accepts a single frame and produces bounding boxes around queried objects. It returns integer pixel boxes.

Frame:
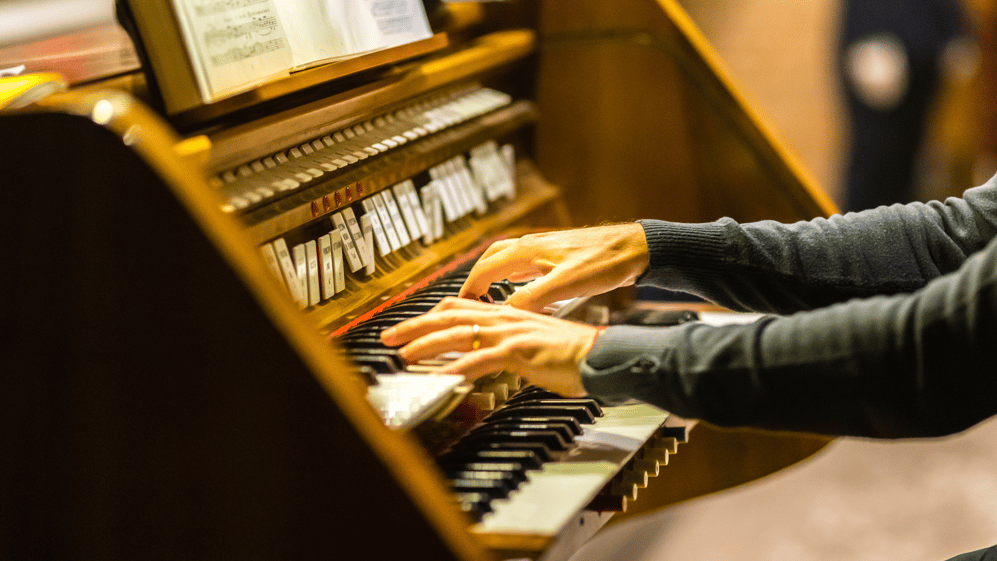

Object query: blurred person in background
[838,0,974,211]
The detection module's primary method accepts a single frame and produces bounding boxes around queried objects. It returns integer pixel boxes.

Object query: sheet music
[171,0,432,103]
[276,0,350,70]
[334,0,433,54]
[172,0,294,101]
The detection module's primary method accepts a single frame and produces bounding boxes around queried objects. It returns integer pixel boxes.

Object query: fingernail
[381,327,396,343]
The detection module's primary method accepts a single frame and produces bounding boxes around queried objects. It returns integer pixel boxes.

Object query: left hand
[457,224,649,313]
[380,297,601,397]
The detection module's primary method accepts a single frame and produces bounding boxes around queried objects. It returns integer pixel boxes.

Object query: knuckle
[436,296,461,309]
[440,312,466,329]
[499,308,523,321]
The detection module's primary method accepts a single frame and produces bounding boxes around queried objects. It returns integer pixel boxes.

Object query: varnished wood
[1,1,850,559]
[611,421,833,523]
[204,29,537,170]
[534,0,838,226]
[528,0,844,518]
[120,0,451,121]
[0,89,492,561]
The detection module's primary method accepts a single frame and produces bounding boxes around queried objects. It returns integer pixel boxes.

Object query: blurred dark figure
[838,0,970,211]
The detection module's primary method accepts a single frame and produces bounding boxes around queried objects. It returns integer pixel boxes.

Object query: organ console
[1,1,837,560]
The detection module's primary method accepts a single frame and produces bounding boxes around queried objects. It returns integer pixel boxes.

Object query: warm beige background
[676,0,990,209]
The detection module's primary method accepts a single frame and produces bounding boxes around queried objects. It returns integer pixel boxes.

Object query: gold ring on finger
[471,323,481,351]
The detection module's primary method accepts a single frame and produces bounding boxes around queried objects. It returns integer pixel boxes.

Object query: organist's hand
[380,297,601,397]
[458,223,650,312]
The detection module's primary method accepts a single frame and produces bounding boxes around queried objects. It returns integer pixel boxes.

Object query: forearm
[637,178,997,313]
[582,234,997,438]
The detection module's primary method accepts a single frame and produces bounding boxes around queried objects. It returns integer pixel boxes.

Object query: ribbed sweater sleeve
[580,177,997,438]
[636,178,997,314]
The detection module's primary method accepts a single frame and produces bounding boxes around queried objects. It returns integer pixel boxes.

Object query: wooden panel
[0,92,490,561]
[534,0,838,225]
[611,422,833,523]
[530,0,841,524]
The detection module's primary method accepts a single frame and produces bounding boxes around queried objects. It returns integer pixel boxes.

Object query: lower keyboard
[471,401,670,550]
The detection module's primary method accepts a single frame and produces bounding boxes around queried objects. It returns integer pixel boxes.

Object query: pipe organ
[0,1,836,560]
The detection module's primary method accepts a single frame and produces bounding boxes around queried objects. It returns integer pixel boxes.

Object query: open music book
[171,0,433,103]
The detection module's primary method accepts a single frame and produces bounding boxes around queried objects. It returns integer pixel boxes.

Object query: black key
[437,462,530,482]
[512,399,604,418]
[355,365,379,386]
[340,326,388,338]
[491,280,517,295]
[505,390,565,404]
[338,337,389,349]
[439,447,546,468]
[453,492,493,519]
[352,318,403,331]
[346,348,404,366]
[479,416,583,436]
[487,285,510,301]
[410,283,464,295]
[442,469,524,489]
[461,429,569,451]
[448,440,553,462]
[383,301,438,313]
[360,312,421,325]
[346,354,401,374]
[450,478,512,499]
[489,404,596,425]
[390,295,448,305]
[470,421,577,443]
[515,386,552,397]
[455,501,490,521]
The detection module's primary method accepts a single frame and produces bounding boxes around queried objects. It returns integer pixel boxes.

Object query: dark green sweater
[580,175,997,438]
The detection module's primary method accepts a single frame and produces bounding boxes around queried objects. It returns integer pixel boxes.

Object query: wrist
[623,222,651,284]
[580,325,608,361]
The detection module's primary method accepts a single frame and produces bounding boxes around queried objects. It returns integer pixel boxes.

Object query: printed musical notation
[203,16,279,47]
[371,0,425,37]
[210,38,287,66]
[169,0,433,103]
[173,0,292,100]
[192,0,270,17]
[339,0,433,54]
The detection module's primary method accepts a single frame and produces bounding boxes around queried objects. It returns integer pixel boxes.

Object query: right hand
[459,223,650,312]
[381,297,599,397]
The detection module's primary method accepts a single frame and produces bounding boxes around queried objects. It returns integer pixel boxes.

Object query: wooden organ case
[1,1,837,560]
